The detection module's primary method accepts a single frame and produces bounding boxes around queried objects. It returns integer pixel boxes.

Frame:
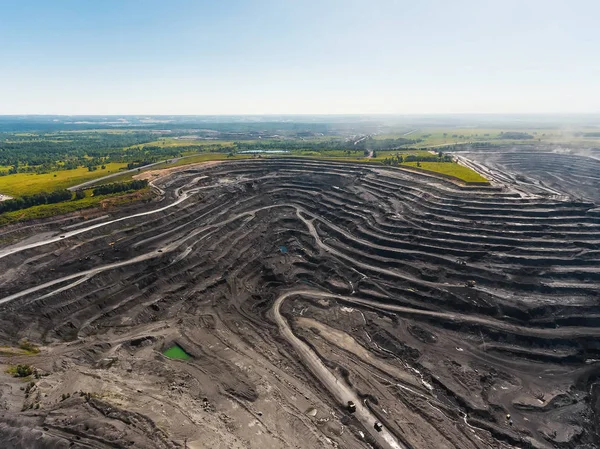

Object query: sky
[0,0,598,115]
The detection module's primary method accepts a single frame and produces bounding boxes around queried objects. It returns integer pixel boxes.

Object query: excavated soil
[0,158,599,449]
[462,147,600,202]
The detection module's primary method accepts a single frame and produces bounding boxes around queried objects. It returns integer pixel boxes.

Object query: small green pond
[163,345,191,360]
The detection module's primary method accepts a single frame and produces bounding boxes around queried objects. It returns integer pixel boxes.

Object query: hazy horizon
[1,0,599,115]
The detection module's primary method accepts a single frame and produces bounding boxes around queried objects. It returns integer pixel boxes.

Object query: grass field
[127,138,236,150]
[167,153,252,167]
[0,347,37,357]
[0,163,128,197]
[376,127,600,148]
[402,161,488,183]
[295,155,381,164]
[51,129,136,135]
[0,341,40,357]
[281,149,435,162]
[376,129,506,147]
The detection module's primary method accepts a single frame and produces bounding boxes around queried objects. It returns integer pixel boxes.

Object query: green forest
[0,132,179,174]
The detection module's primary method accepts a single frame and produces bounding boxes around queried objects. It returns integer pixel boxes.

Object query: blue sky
[0,0,598,114]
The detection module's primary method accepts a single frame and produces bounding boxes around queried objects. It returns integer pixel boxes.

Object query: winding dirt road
[272,290,406,449]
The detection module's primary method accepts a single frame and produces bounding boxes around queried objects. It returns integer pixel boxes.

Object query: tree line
[382,152,452,166]
[92,179,148,196]
[497,132,534,140]
[0,189,73,213]
[0,180,149,215]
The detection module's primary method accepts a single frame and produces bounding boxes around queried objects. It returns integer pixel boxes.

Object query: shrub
[7,364,34,378]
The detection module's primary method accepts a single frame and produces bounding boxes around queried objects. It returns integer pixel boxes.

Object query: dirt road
[273,289,406,449]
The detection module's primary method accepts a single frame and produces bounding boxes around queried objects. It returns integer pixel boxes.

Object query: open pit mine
[1,158,599,449]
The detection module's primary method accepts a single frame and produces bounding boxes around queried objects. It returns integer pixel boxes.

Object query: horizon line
[1,112,600,117]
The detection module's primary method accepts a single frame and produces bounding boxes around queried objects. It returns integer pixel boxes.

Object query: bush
[7,364,34,378]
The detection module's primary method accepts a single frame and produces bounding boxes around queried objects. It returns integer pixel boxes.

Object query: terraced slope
[0,158,598,449]
[464,150,600,201]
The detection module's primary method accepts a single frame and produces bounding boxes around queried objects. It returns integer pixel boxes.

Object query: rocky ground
[460,145,600,202]
[0,157,599,448]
